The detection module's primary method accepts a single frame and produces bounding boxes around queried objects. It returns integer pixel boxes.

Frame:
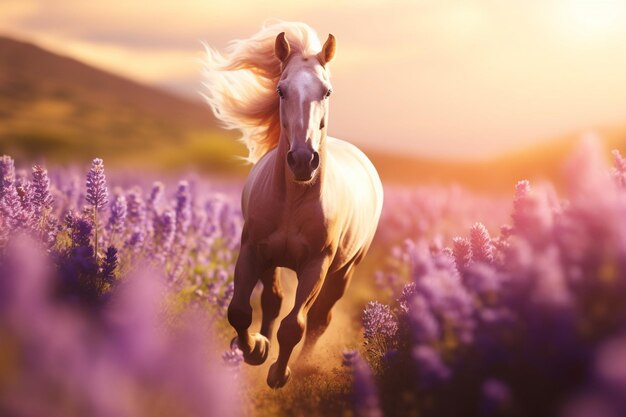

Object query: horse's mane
[203,21,323,164]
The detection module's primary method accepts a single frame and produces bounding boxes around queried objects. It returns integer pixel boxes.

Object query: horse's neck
[273,133,327,203]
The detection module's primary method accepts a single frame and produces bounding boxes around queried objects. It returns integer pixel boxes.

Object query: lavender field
[2,136,626,417]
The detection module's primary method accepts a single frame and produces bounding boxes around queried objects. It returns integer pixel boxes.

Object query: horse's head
[274,32,335,182]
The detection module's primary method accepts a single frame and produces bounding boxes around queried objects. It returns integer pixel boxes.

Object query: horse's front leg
[267,255,331,388]
[228,243,271,366]
[260,267,282,339]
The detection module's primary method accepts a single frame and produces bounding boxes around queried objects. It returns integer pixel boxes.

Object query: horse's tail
[202,20,321,164]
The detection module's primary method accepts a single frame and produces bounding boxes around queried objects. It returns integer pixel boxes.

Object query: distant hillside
[0,35,246,174]
[370,126,626,193]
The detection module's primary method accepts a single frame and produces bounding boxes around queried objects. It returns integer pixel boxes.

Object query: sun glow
[556,0,626,40]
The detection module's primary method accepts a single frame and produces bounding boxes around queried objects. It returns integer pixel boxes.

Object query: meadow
[2,134,626,417]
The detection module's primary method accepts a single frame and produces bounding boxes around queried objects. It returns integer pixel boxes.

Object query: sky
[1,0,626,160]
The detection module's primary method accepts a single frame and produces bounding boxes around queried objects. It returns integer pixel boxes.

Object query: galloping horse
[204,21,383,388]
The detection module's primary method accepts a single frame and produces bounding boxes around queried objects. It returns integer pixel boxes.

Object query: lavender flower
[406,293,440,344]
[215,267,229,285]
[463,263,500,300]
[85,158,109,211]
[125,229,145,253]
[101,246,118,285]
[362,301,398,363]
[73,217,93,246]
[1,179,23,232]
[125,187,145,226]
[481,378,512,416]
[107,191,127,235]
[85,158,109,258]
[147,181,164,210]
[146,181,164,234]
[155,210,176,261]
[0,156,22,229]
[611,149,626,188]
[222,346,244,374]
[360,137,626,417]
[362,301,398,341]
[175,180,192,239]
[452,236,472,271]
[413,345,451,386]
[470,222,494,264]
[511,180,554,246]
[33,165,54,214]
[347,353,383,417]
[217,282,234,314]
[0,241,237,417]
[0,154,15,197]
[2,155,243,322]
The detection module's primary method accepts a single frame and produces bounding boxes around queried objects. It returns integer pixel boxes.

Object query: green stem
[94,208,99,261]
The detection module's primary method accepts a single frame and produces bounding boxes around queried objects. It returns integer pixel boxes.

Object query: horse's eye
[277,86,284,99]
[324,89,332,99]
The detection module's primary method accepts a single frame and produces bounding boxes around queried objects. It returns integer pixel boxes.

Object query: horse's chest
[257,217,327,268]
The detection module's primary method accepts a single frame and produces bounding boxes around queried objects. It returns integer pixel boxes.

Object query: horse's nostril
[287,151,296,168]
[310,152,320,170]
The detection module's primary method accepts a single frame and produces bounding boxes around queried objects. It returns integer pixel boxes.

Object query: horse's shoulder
[242,149,278,215]
[327,136,383,196]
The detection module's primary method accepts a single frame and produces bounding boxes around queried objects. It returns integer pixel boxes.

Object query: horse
[203,21,383,388]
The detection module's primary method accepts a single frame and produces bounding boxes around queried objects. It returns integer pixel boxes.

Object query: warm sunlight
[1,0,626,159]
[556,0,626,40]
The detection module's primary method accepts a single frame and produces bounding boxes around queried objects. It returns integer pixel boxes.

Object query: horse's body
[204,21,383,388]
[243,136,381,270]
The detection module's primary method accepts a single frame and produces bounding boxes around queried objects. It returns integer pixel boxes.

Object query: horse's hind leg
[260,267,282,339]
[301,264,354,358]
[228,244,271,366]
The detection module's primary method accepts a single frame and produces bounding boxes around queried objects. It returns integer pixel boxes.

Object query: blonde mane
[203,21,323,163]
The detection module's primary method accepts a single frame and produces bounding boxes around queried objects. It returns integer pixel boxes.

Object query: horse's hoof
[267,362,291,389]
[230,334,270,366]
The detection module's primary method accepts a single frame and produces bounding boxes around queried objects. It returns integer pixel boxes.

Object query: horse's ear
[317,34,336,66]
[275,32,291,63]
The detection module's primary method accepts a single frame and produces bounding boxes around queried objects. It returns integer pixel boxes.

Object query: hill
[0,35,246,174]
[370,126,626,193]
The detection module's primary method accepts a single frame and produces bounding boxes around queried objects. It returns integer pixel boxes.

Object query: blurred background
[1,0,625,191]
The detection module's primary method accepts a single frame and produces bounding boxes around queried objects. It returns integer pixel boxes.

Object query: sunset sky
[1,0,626,159]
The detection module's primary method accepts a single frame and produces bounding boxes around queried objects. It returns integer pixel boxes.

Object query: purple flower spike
[470,222,494,264]
[175,180,192,241]
[85,158,109,212]
[126,188,145,226]
[71,218,93,248]
[222,346,244,369]
[413,345,451,387]
[0,156,23,231]
[349,353,383,417]
[611,149,626,188]
[452,237,472,271]
[0,154,16,198]
[148,181,164,208]
[156,210,176,260]
[107,192,127,235]
[101,246,118,285]
[362,301,398,342]
[32,165,54,215]
[481,378,512,416]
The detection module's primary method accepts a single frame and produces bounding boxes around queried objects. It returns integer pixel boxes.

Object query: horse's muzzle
[287,149,319,182]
